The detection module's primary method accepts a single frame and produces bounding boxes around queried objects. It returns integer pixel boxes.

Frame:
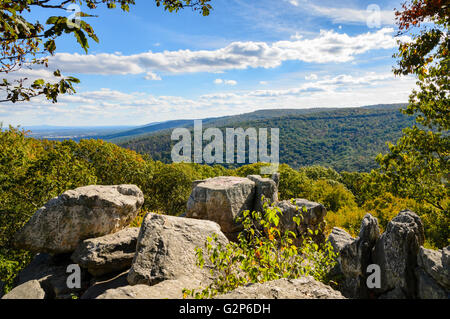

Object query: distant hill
[116,104,412,172]
[20,125,135,141]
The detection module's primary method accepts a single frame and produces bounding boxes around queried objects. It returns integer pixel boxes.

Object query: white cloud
[1,72,416,126]
[309,4,396,25]
[44,28,405,77]
[144,71,162,81]
[305,73,318,80]
[259,81,268,85]
[214,78,237,86]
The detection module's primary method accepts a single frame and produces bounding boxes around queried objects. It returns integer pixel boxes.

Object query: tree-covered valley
[117,104,415,172]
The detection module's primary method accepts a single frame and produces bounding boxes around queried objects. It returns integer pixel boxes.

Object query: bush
[309,179,357,212]
[277,164,312,200]
[325,207,367,237]
[299,165,341,182]
[182,203,337,299]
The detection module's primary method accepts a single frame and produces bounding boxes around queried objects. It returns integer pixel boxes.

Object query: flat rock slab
[96,277,202,299]
[72,227,139,276]
[14,185,144,254]
[215,277,345,299]
[186,176,255,237]
[127,213,228,286]
[2,280,46,299]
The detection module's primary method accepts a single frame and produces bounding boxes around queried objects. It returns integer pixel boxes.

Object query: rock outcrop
[247,175,278,212]
[14,185,144,254]
[185,176,255,239]
[6,180,448,300]
[185,175,326,246]
[327,210,449,299]
[215,277,345,299]
[327,227,354,276]
[372,210,424,298]
[338,214,380,298]
[416,246,450,299]
[127,213,228,286]
[71,227,140,276]
[275,199,327,245]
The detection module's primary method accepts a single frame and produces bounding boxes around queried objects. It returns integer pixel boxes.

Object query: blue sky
[1,0,416,126]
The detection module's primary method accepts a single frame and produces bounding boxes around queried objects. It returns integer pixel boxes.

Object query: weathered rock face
[246,175,278,212]
[271,172,280,188]
[327,227,354,276]
[185,176,255,238]
[339,214,380,298]
[275,199,327,245]
[127,213,228,286]
[13,253,90,299]
[415,246,450,299]
[415,268,449,299]
[215,277,345,299]
[1,280,46,299]
[14,185,144,254]
[96,276,202,299]
[372,210,424,298]
[417,246,450,290]
[71,227,140,276]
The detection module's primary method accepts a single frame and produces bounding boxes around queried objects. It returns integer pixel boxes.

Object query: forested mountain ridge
[117,104,414,172]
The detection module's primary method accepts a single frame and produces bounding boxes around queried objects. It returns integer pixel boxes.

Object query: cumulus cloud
[44,28,405,78]
[214,78,237,86]
[1,72,415,126]
[144,72,162,81]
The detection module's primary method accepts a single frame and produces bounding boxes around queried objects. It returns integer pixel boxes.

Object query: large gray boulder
[71,227,139,276]
[246,175,278,212]
[339,214,380,298]
[1,280,46,299]
[327,227,354,276]
[14,185,144,254]
[372,210,424,298]
[185,176,255,239]
[274,199,327,245]
[127,213,228,286]
[96,276,202,299]
[417,246,450,290]
[415,268,449,299]
[215,277,345,299]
